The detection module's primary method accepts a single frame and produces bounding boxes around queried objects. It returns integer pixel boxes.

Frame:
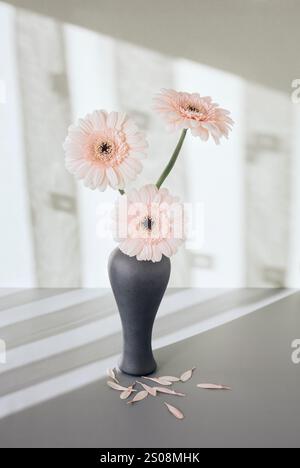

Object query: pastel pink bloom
[153,89,234,144]
[63,110,148,191]
[114,185,185,262]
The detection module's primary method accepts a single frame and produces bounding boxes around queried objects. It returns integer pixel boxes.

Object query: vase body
[108,248,171,376]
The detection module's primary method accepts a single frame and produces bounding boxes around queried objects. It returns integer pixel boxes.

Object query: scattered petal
[127,390,148,404]
[164,402,184,420]
[180,367,196,382]
[120,385,136,400]
[159,376,180,382]
[143,376,173,386]
[107,381,128,391]
[155,387,185,397]
[197,383,231,390]
[120,389,132,400]
[137,381,157,396]
[107,368,119,383]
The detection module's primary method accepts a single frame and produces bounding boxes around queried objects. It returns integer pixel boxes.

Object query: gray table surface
[0,290,299,448]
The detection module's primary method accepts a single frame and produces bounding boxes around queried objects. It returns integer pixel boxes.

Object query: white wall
[0,4,35,287]
[64,24,118,287]
[175,60,246,287]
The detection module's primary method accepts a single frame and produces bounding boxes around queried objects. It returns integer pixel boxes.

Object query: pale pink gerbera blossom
[113,185,185,262]
[63,110,148,191]
[153,89,234,144]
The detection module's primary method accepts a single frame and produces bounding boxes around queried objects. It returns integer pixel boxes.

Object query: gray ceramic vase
[108,248,171,376]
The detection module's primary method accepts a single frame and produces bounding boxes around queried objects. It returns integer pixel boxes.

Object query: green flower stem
[119,189,125,195]
[156,129,188,189]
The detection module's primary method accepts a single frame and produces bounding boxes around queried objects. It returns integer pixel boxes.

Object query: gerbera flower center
[99,142,112,154]
[141,216,155,231]
[184,102,209,121]
[94,138,116,162]
[187,105,199,113]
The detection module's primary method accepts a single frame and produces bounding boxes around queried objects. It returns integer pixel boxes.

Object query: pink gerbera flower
[113,184,185,262]
[153,89,234,144]
[63,110,148,191]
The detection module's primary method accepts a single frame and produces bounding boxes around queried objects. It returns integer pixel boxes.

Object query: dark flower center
[141,216,154,231]
[187,105,199,113]
[99,142,113,155]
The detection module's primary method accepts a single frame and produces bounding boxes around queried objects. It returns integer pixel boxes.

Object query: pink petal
[98,174,108,192]
[107,111,118,128]
[106,167,119,189]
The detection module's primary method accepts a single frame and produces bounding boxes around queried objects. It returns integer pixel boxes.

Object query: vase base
[118,360,157,377]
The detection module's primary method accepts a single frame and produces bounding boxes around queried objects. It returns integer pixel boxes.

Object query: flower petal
[106,167,119,188]
[107,111,118,128]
